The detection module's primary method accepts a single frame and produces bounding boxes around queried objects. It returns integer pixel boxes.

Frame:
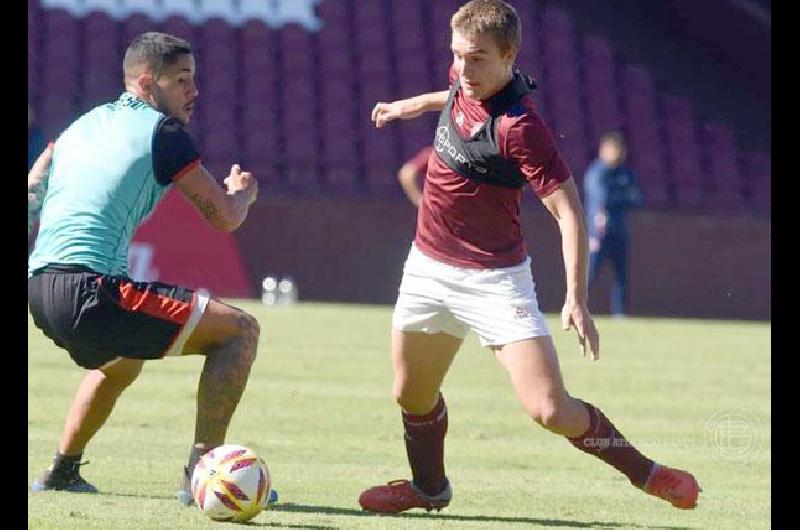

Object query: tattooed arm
[28,143,54,235]
[175,163,258,232]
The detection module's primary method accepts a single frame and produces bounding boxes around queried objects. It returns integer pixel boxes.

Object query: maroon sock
[567,400,655,488]
[402,394,448,496]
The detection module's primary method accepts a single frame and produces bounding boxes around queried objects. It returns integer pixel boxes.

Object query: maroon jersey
[414,66,572,268]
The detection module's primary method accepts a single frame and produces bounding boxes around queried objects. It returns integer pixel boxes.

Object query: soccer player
[397,146,433,207]
[28,33,260,506]
[360,0,700,513]
[584,132,642,317]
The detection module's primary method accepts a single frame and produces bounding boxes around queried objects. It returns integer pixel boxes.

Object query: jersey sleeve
[151,116,201,186]
[502,113,572,199]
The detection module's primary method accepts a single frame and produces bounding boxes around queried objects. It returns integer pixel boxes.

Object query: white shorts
[392,245,550,347]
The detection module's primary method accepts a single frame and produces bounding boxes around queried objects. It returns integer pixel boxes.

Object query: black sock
[186,445,208,475]
[52,452,82,473]
[403,395,448,496]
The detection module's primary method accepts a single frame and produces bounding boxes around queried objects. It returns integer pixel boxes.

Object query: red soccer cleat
[358,479,452,514]
[643,464,701,509]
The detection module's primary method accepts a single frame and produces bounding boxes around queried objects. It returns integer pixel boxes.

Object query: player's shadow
[244,523,336,530]
[270,503,694,529]
[99,491,176,501]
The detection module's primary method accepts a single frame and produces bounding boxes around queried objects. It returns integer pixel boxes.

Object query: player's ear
[136,72,156,96]
[503,45,518,65]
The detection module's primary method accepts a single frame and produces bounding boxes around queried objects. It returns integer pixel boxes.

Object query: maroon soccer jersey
[415,66,572,268]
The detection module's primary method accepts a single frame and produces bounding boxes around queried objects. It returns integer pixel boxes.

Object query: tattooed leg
[194,312,259,447]
[181,300,261,453]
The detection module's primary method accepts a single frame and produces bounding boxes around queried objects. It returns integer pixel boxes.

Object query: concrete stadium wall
[234,197,770,321]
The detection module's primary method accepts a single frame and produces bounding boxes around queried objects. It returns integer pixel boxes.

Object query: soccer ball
[191,444,271,522]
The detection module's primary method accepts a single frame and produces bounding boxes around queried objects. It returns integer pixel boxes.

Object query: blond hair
[451,0,521,54]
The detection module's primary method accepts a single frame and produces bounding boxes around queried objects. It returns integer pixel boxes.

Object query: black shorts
[28,264,209,370]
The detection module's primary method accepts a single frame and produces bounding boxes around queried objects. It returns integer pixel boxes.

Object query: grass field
[28,302,770,529]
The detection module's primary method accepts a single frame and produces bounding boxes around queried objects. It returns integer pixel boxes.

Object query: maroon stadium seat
[318,0,349,25]
[582,35,621,141]
[662,94,704,208]
[399,119,434,161]
[701,122,745,209]
[29,1,42,100]
[279,24,314,77]
[742,150,771,212]
[41,93,76,139]
[160,15,194,42]
[621,65,670,207]
[122,13,157,45]
[354,0,387,25]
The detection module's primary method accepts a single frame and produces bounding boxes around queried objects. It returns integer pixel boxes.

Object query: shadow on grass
[96,491,177,501]
[97,493,338,529]
[245,522,337,530]
[269,502,694,529]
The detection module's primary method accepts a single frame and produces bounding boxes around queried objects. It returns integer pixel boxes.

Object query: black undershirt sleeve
[152,116,201,185]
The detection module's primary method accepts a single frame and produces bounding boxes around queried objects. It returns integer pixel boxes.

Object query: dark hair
[600,131,626,148]
[123,32,192,80]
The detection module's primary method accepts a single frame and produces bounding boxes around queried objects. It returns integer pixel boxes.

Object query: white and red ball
[191,444,271,522]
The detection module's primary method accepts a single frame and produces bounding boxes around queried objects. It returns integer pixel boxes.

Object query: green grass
[29,302,770,529]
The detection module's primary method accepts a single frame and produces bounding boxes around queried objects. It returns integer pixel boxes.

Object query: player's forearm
[398,167,423,207]
[220,191,256,231]
[28,181,47,217]
[399,91,449,119]
[28,143,53,235]
[543,181,590,303]
[558,210,590,304]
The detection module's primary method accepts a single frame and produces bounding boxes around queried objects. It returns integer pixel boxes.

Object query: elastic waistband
[31,263,98,275]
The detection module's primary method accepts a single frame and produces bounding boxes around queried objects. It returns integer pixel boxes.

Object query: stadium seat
[279,24,315,77]
[239,0,272,24]
[242,120,279,172]
[29,1,42,99]
[40,0,85,16]
[161,0,201,24]
[317,0,348,25]
[201,17,236,47]
[582,35,621,141]
[353,0,387,25]
[359,76,393,122]
[742,150,771,212]
[122,13,157,45]
[701,122,745,209]
[41,93,76,139]
[197,0,239,25]
[160,15,195,41]
[84,0,125,18]
[321,134,360,185]
[318,20,349,51]
[241,20,274,75]
[398,119,433,160]
[620,65,670,207]
[662,94,705,209]
[120,0,161,19]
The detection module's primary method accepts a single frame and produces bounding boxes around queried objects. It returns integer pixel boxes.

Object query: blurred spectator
[397,146,433,207]
[29,103,46,171]
[584,132,642,317]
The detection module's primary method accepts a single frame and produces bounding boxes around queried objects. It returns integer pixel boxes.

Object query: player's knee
[101,360,143,390]
[393,384,438,415]
[234,311,260,364]
[530,399,563,430]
